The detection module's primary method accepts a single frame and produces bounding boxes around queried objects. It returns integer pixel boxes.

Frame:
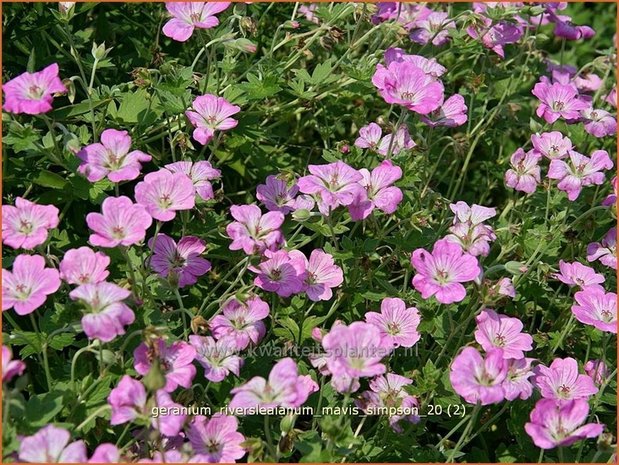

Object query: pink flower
[376,126,416,157]
[165,161,221,201]
[86,196,153,248]
[89,444,120,463]
[250,250,305,298]
[420,93,468,127]
[77,129,151,183]
[533,357,598,401]
[549,10,596,41]
[488,277,516,299]
[189,335,242,382]
[256,175,301,214]
[2,197,59,250]
[552,260,605,289]
[288,249,343,301]
[572,285,617,334]
[187,414,246,463]
[372,61,444,114]
[354,123,383,150]
[449,201,496,225]
[587,227,617,270]
[2,254,61,315]
[474,309,533,359]
[298,3,319,24]
[70,282,135,342]
[134,338,196,392]
[467,18,523,58]
[584,360,608,386]
[411,239,480,304]
[162,2,231,42]
[530,131,572,159]
[604,86,617,108]
[581,107,617,138]
[532,81,589,124]
[59,246,110,285]
[548,150,613,201]
[504,148,542,194]
[365,297,421,348]
[2,345,25,383]
[574,73,603,93]
[322,322,391,380]
[210,296,269,350]
[135,169,196,221]
[445,202,497,256]
[229,358,318,410]
[409,11,455,46]
[18,425,87,463]
[450,347,507,405]
[3,63,66,115]
[601,176,617,207]
[383,48,447,77]
[149,234,211,287]
[297,161,364,216]
[226,204,284,254]
[153,390,187,437]
[185,94,240,145]
[349,160,403,221]
[525,399,604,449]
[502,357,535,401]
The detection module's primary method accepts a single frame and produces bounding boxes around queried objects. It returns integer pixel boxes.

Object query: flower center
[14,283,32,300]
[387,321,401,336]
[601,309,613,322]
[434,268,451,284]
[27,85,44,99]
[232,317,246,329]
[558,384,571,398]
[190,12,202,23]
[112,226,126,239]
[158,194,173,210]
[19,219,34,235]
[493,334,506,347]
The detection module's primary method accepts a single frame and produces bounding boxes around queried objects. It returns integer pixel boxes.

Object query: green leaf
[34,170,68,189]
[25,390,65,427]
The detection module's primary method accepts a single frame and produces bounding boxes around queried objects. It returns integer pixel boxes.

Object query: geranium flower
[467,17,523,58]
[474,309,533,359]
[59,246,110,285]
[134,169,196,222]
[581,107,617,138]
[162,2,231,42]
[449,347,507,405]
[164,160,221,201]
[501,357,535,401]
[409,11,455,46]
[210,296,269,350]
[533,357,598,401]
[365,297,421,348]
[383,48,447,77]
[2,254,61,315]
[89,444,121,463]
[86,196,153,248]
[250,250,305,298]
[3,63,66,114]
[2,345,25,383]
[547,150,613,201]
[354,122,383,150]
[349,160,403,221]
[604,86,617,107]
[584,360,608,386]
[149,234,211,287]
[226,204,284,255]
[2,197,59,250]
[532,81,589,123]
[504,148,542,194]
[256,175,302,214]
[530,131,572,159]
[134,338,196,392]
[187,414,246,463]
[587,227,616,270]
[18,425,87,463]
[552,260,605,289]
[601,176,617,207]
[189,335,243,382]
[185,94,240,145]
[420,93,468,127]
[444,202,497,256]
[288,249,343,301]
[572,285,617,334]
[376,126,416,157]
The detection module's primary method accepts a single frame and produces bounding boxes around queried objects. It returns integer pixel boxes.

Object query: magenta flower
[162,2,231,42]
[134,338,196,392]
[533,357,598,401]
[59,246,110,285]
[474,309,533,359]
[376,126,416,157]
[256,175,301,214]
[532,81,589,123]
[587,227,616,270]
[383,48,447,77]
[525,399,604,449]
[135,169,196,222]
[165,160,221,201]
[288,249,343,301]
[2,254,61,315]
[488,277,516,299]
[467,17,523,58]
[502,357,535,401]
[86,196,153,248]
[605,86,617,107]
[153,390,187,437]
[2,345,25,383]
[409,11,455,46]
[2,197,59,250]
[531,131,572,160]
[411,239,480,304]
[149,234,211,287]
[449,347,507,405]
[552,260,605,289]
[210,296,269,350]
[229,358,318,410]
[77,129,151,183]
[354,123,383,150]
[504,148,542,194]
[187,414,246,463]
[250,250,305,298]
[89,444,120,463]
[584,360,608,386]
[185,94,240,145]
[581,107,617,138]
[420,93,468,127]
[349,160,403,221]
[70,282,135,342]
[548,149,613,201]
[189,335,242,382]
[226,204,284,255]
[297,161,364,216]
[365,297,421,348]
[445,201,497,256]
[108,375,147,425]
[18,425,87,463]
[3,63,66,115]
[572,285,617,334]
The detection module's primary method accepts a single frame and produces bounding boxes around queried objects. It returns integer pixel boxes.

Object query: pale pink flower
[135,169,196,221]
[420,93,468,127]
[601,176,617,207]
[165,160,221,201]
[533,357,598,401]
[376,126,416,157]
[86,196,153,248]
[383,48,447,77]
[354,123,383,150]
[185,94,240,145]
[502,357,535,401]
[250,250,305,298]
[552,260,605,289]
[288,249,343,301]
[2,197,59,250]
[474,309,533,359]
[584,360,608,386]
[504,148,542,194]
[365,297,421,348]
[134,338,196,392]
[604,86,617,108]
[226,204,284,254]
[59,246,110,285]
[210,296,269,350]
[187,414,246,463]
[450,348,507,405]
[532,81,589,124]
[572,285,617,334]
[409,11,455,46]
[581,107,617,138]
[3,63,66,114]
[587,227,616,270]
[2,345,25,383]
[149,234,211,287]
[162,2,231,42]
[189,335,242,382]
[18,425,87,463]
[548,150,613,201]
[349,160,403,221]
[89,444,121,463]
[530,131,572,160]
[467,17,523,58]
[449,201,496,225]
[256,175,301,214]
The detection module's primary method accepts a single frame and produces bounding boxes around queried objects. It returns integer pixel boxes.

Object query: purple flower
[3,63,66,115]
[533,357,598,401]
[449,201,496,225]
[288,249,343,301]
[59,247,110,285]
[530,131,572,160]
[587,227,616,270]
[525,399,604,449]
[348,160,403,221]
[162,2,231,42]
[601,176,617,207]
[420,93,468,127]
[445,201,497,256]
[572,285,617,334]
[605,86,617,108]
[108,375,147,425]
[584,360,608,386]
[552,260,605,289]
[149,234,211,287]
[450,347,507,405]
[226,204,284,255]
[383,48,447,77]
[18,425,87,463]
[548,149,613,201]
[86,196,153,248]
[365,297,421,348]
[189,335,242,382]
[77,129,151,183]
[354,123,383,150]
[581,107,617,138]
[250,250,305,298]
[134,338,196,392]
[210,296,269,350]
[187,414,246,463]
[502,357,535,401]
[409,11,455,46]
[165,160,221,201]
[467,17,523,58]
[70,282,135,342]
[475,309,533,359]
[376,126,416,157]
[2,197,59,250]
[549,10,596,41]
[2,254,61,315]
[256,175,301,214]
[411,239,480,304]
[532,81,589,124]
[2,345,25,383]
[504,148,542,194]
[89,444,121,463]
[135,169,196,222]
[185,94,240,145]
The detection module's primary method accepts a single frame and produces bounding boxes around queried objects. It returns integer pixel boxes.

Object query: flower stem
[263,414,278,461]
[30,313,52,391]
[447,402,481,463]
